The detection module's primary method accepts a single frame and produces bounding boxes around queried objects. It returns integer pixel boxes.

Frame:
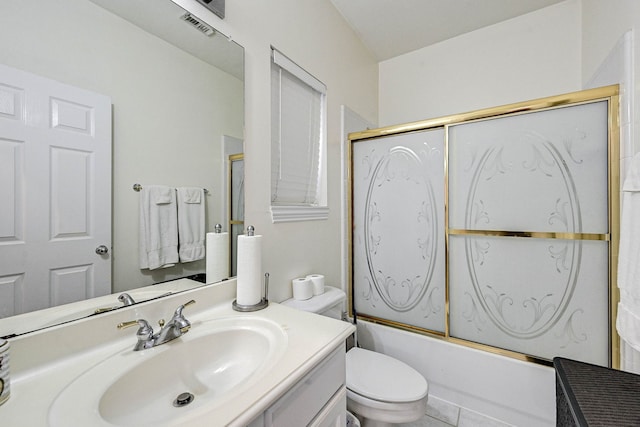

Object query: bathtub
[356,320,556,426]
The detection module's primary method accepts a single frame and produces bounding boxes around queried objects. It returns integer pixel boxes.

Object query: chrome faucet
[95,291,172,315]
[118,293,137,306]
[93,293,139,314]
[155,300,195,345]
[118,300,196,351]
[118,318,155,351]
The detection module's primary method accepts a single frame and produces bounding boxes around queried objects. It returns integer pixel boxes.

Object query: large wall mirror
[0,0,244,337]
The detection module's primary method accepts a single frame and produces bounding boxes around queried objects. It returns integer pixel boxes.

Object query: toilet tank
[280,286,346,319]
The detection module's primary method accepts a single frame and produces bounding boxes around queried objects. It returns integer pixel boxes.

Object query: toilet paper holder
[232,272,269,312]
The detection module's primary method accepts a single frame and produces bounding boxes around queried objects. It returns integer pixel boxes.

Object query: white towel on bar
[177,187,206,263]
[617,153,640,351]
[139,185,179,270]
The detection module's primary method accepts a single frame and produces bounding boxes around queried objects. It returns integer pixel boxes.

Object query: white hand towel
[618,154,640,294]
[617,152,640,349]
[153,186,174,204]
[624,153,640,192]
[177,187,206,263]
[182,188,202,204]
[618,301,640,352]
[139,186,179,270]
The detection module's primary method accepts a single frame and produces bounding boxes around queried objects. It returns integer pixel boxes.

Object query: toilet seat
[346,347,428,403]
[346,387,429,425]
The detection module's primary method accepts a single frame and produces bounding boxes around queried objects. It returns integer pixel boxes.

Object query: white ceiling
[330,0,566,61]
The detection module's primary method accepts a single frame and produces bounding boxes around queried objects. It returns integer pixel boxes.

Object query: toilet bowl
[282,287,429,426]
[346,347,428,427]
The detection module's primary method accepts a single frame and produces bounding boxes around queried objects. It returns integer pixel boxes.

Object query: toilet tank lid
[280,286,345,313]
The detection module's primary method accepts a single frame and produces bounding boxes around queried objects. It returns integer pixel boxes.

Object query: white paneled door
[0,64,112,318]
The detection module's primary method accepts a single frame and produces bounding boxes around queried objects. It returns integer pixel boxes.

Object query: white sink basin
[48,316,287,426]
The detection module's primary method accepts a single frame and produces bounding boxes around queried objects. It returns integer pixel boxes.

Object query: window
[270,47,328,222]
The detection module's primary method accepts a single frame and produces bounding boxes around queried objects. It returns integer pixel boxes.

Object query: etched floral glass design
[448,101,610,365]
[449,236,609,363]
[350,98,613,365]
[352,129,445,332]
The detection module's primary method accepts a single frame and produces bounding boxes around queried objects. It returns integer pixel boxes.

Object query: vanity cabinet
[3,281,356,426]
[247,346,347,427]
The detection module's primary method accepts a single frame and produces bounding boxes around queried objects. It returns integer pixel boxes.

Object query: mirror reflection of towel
[181,188,201,204]
[153,186,174,204]
[177,187,206,263]
[139,185,179,270]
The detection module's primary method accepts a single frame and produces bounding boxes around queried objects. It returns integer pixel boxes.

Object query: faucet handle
[176,299,196,316]
[118,319,153,338]
[118,319,154,351]
[172,300,196,333]
[118,319,144,329]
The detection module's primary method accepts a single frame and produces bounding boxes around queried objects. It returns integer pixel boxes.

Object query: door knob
[95,245,109,255]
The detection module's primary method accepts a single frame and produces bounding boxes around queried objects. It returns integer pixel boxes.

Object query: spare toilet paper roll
[236,234,263,306]
[206,232,229,284]
[292,277,313,301]
[306,274,325,296]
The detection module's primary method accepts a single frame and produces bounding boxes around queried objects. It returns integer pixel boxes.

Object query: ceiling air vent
[180,13,216,37]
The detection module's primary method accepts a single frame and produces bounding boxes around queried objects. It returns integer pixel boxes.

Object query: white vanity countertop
[1,280,355,426]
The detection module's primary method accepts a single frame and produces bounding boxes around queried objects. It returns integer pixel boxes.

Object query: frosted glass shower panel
[352,129,445,333]
[349,86,618,366]
[449,235,609,365]
[448,101,609,234]
[447,98,612,364]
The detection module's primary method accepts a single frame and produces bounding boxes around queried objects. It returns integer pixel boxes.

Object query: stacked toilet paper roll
[291,277,312,300]
[306,274,325,295]
[292,274,326,300]
[236,232,263,306]
[205,232,229,284]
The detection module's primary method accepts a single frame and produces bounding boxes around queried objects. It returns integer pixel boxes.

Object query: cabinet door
[309,388,347,427]
[246,413,264,427]
[264,347,345,427]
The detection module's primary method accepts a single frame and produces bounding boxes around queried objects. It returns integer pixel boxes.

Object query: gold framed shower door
[348,85,620,367]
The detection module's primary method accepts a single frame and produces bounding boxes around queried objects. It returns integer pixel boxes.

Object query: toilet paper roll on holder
[232,272,269,312]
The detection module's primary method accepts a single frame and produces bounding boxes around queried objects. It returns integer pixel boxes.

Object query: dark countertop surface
[554,357,640,426]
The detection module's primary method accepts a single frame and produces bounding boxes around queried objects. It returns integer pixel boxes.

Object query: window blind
[271,48,327,207]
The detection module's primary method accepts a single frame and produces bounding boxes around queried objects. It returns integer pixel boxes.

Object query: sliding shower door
[448,101,611,365]
[351,128,446,333]
[349,85,619,366]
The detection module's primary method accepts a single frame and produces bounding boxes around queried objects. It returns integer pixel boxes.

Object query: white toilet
[282,287,429,427]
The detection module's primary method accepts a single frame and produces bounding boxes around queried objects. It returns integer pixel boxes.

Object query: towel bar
[133,184,208,194]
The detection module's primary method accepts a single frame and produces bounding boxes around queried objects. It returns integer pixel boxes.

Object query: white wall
[581,0,640,374]
[174,0,379,302]
[582,1,640,171]
[378,0,581,126]
[366,0,640,423]
[0,0,243,292]
[582,0,640,98]
[164,1,640,425]
[369,2,583,425]
[168,0,640,425]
